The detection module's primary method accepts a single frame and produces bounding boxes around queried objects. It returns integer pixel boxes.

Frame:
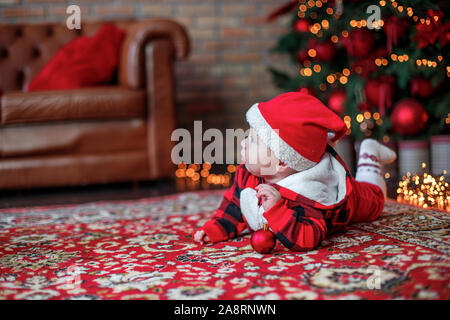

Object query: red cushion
[28,24,126,91]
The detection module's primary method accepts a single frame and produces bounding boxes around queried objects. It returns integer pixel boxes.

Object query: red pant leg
[348,180,385,223]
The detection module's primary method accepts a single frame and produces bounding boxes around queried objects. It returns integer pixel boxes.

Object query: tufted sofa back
[0,21,132,93]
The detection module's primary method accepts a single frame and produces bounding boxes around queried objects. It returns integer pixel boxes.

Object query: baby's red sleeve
[263,199,327,251]
[195,164,249,243]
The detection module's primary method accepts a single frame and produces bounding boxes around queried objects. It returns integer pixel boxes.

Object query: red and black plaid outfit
[196,145,385,251]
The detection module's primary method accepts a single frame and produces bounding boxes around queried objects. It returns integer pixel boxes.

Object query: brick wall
[0,0,295,130]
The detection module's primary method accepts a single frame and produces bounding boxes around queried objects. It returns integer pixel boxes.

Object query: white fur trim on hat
[246,103,317,172]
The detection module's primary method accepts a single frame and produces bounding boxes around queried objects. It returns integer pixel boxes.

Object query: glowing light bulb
[308,49,317,57]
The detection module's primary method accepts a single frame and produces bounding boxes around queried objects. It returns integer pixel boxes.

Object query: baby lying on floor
[193,92,396,251]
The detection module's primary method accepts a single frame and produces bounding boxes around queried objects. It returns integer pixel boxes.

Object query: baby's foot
[359,139,397,165]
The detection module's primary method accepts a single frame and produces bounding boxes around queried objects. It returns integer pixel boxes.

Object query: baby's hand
[255,184,281,211]
[193,229,210,244]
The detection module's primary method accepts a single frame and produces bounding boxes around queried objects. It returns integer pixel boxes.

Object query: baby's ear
[277,161,290,171]
[277,161,298,174]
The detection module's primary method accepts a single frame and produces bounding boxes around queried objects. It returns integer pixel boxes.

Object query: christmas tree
[268,0,450,143]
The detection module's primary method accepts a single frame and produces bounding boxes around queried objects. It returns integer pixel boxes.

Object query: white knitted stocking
[355,139,397,198]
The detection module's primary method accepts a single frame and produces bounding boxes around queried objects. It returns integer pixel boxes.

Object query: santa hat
[246,92,347,172]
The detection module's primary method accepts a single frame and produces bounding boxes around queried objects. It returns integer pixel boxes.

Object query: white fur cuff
[240,188,267,231]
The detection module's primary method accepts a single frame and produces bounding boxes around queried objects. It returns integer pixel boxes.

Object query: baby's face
[240,128,280,176]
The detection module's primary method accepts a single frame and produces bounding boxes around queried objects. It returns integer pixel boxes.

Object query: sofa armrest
[144,39,178,178]
[118,19,190,89]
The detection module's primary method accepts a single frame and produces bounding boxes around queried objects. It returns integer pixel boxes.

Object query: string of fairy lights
[343,111,387,140]
[175,162,236,190]
[397,163,450,212]
[298,0,449,94]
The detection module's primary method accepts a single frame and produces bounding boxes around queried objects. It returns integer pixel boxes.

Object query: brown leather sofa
[0,19,190,189]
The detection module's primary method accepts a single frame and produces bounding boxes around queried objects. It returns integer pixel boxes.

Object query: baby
[193,92,396,251]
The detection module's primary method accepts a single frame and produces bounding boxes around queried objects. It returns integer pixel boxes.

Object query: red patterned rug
[0,190,449,300]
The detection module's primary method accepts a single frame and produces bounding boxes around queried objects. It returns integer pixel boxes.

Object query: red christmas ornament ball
[390,99,429,136]
[294,19,310,32]
[364,79,379,105]
[315,40,336,61]
[384,15,408,39]
[364,76,395,109]
[357,101,372,112]
[296,49,309,63]
[410,77,435,98]
[327,91,346,115]
[251,229,275,254]
[383,15,408,52]
[307,38,336,61]
[343,29,374,58]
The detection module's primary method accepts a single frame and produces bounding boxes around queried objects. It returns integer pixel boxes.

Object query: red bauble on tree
[296,49,309,63]
[307,38,336,61]
[342,28,375,58]
[294,19,310,32]
[383,15,408,53]
[364,75,395,116]
[410,77,435,98]
[390,99,429,136]
[315,40,336,61]
[357,101,372,112]
[327,90,346,115]
[251,225,275,254]
[351,48,387,79]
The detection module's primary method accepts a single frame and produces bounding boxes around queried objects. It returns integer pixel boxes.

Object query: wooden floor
[0,178,398,209]
[0,179,178,209]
